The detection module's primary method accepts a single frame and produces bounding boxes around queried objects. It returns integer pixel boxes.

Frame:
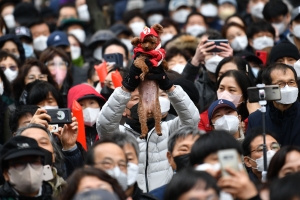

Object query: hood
[67,84,106,109]
[0,34,25,63]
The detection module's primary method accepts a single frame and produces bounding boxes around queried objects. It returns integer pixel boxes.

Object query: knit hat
[13,2,40,26]
[269,41,300,63]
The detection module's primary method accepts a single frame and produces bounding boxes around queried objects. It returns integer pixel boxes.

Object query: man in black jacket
[0,136,53,199]
[248,63,300,146]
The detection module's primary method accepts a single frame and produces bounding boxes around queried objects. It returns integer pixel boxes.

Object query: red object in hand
[255,50,268,66]
[72,100,87,151]
[111,69,123,88]
[94,61,108,83]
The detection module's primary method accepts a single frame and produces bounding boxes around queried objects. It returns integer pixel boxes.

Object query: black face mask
[100,86,114,100]
[125,103,155,134]
[93,80,99,88]
[173,153,190,172]
[41,148,53,166]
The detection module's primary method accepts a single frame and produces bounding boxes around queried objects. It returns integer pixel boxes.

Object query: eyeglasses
[45,61,68,68]
[8,159,42,170]
[273,80,297,88]
[26,74,48,81]
[94,158,127,171]
[251,142,280,154]
[0,65,17,71]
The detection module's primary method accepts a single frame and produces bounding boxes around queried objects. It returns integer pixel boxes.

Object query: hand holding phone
[103,53,123,67]
[30,108,51,128]
[45,108,72,124]
[217,149,241,177]
[205,39,229,53]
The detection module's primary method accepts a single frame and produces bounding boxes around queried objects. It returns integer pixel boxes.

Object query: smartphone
[247,85,281,103]
[218,149,240,177]
[103,53,123,66]
[205,39,229,53]
[255,50,268,66]
[46,108,72,124]
[43,165,54,181]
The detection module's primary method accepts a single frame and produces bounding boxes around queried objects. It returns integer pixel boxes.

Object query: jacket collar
[269,101,299,120]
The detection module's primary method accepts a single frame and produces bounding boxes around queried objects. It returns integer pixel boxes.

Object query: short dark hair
[269,172,300,200]
[160,17,180,34]
[224,14,246,27]
[185,12,206,25]
[165,47,191,62]
[263,0,288,21]
[0,50,21,69]
[101,38,129,60]
[28,19,49,29]
[60,167,127,200]
[27,80,63,108]
[123,10,146,25]
[261,63,297,85]
[267,146,300,181]
[247,21,276,39]
[242,127,279,156]
[221,22,246,38]
[217,70,254,121]
[9,105,39,133]
[58,2,77,15]
[164,168,220,200]
[190,130,243,166]
[168,126,203,153]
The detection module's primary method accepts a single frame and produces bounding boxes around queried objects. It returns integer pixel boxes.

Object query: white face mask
[4,68,18,82]
[213,115,240,135]
[127,162,139,186]
[200,4,218,17]
[272,21,286,35]
[248,150,276,172]
[195,163,221,171]
[205,55,224,73]
[251,67,259,78]
[121,38,133,52]
[83,107,100,127]
[292,24,300,39]
[250,2,265,19]
[186,25,206,37]
[230,36,248,52]
[69,29,86,43]
[147,14,163,26]
[276,85,298,105]
[70,46,81,60]
[42,105,59,109]
[8,163,44,194]
[3,14,16,29]
[106,167,128,191]
[33,35,48,51]
[0,82,3,95]
[171,63,185,74]
[77,4,90,22]
[161,33,174,46]
[159,96,170,115]
[294,60,300,78]
[217,91,242,107]
[93,46,103,60]
[172,9,191,23]
[252,36,274,50]
[129,22,146,37]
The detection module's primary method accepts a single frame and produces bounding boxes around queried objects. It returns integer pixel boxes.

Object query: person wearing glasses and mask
[242,127,280,183]
[248,63,300,146]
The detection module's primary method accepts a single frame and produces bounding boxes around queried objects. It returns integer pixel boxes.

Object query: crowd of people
[0,0,300,199]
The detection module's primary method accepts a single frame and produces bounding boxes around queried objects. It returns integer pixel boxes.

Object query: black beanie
[172,78,199,104]
[13,2,40,27]
[269,41,300,63]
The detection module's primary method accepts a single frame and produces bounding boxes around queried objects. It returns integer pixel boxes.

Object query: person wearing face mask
[208,99,244,142]
[287,6,300,52]
[242,127,280,183]
[0,50,20,84]
[0,34,25,64]
[110,23,134,55]
[168,0,193,26]
[59,18,87,45]
[68,34,85,68]
[165,47,189,74]
[245,0,268,23]
[160,18,179,47]
[13,26,35,59]
[190,130,260,200]
[198,1,223,31]
[248,63,300,146]
[123,10,147,37]
[0,136,53,199]
[218,0,237,22]
[68,84,106,149]
[97,61,200,192]
[263,0,290,43]
[143,1,165,27]
[247,21,276,54]
[149,126,202,200]
[28,20,50,54]
[184,12,207,38]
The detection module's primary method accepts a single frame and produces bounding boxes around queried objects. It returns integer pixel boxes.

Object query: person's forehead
[21,127,49,139]
[94,143,126,160]
[213,106,234,114]
[270,68,294,80]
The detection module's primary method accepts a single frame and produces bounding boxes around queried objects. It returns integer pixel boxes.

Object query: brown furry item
[131,24,169,139]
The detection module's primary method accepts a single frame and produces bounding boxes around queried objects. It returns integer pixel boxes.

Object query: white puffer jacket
[96,86,200,192]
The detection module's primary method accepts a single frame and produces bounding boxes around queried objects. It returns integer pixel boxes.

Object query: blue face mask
[22,43,34,58]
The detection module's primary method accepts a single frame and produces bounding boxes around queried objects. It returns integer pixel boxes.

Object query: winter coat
[96,86,200,192]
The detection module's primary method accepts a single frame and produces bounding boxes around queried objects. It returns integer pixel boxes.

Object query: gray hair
[168,126,204,153]
[104,133,140,158]
[15,123,64,162]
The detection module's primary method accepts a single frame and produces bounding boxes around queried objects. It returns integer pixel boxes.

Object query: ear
[167,151,176,170]
[151,24,164,35]
[244,156,252,168]
[3,170,9,181]
[238,114,242,122]
[131,37,140,46]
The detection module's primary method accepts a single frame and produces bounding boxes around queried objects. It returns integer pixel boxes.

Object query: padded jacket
[96,86,200,192]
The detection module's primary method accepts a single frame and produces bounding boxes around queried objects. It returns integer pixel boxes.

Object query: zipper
[144,128,156,193]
